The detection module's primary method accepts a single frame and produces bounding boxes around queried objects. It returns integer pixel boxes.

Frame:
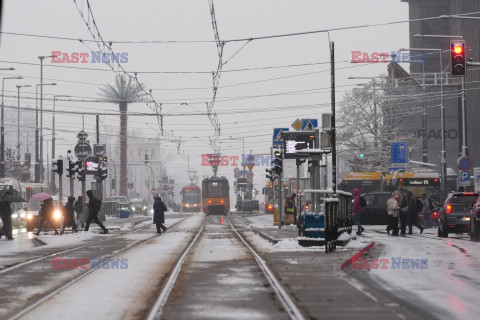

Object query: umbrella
[0,195,25,203]
[29,192,52,202]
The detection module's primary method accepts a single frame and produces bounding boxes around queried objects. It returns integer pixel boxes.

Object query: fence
[324,191,353,253]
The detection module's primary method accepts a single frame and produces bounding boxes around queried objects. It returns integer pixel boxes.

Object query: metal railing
[324,191,353,253]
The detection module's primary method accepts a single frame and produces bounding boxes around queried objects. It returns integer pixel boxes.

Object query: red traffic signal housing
[451,40,466,77]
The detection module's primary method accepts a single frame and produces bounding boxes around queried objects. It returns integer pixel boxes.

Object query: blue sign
[459,170,470,182]
[273,128,289,147]
[301,119,318,131]
[457,156,472,171]
[391,142,408,166]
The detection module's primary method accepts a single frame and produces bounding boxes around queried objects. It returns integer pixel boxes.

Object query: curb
[340,241,375,270]
[250,228,279,244]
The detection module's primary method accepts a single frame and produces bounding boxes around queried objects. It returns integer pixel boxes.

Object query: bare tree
[5,147,31,181]
[99,74,143,197]
[337,78,422,173]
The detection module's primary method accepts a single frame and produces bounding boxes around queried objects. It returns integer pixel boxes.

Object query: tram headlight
[53,210,62,220]
[186,204,190,208]
[11,213,18,219]
[20,212,26,219]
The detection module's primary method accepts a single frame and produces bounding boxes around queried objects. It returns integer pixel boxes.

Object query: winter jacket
[387,197,400,216]
[153,198,167,224]
[352,188,363,212]
[87,197,102,217]
[407,192,417,215]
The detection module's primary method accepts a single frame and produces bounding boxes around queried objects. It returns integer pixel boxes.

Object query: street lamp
[1,74,22,177]
[16,84,32,161]
[400,47,446,200]
[38,54,57,183]
[35,82,56,182]
[51,95,70,193]
[348,76,381,151]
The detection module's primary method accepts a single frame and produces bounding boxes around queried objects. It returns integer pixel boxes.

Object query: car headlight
[186,204,190,207]
[12,213,18,219]
[193,204,198,207]
[53,210,62,220]
[20,213,25,218]
[131,207,136,211]
[27,213,33,220]
[143,206,147,210]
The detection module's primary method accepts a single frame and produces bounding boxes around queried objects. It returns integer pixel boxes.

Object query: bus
[339,172,384,194]
[180,185,201,212]
[386,171,441,201]
[0,178,49,200]
[202,177,230,215]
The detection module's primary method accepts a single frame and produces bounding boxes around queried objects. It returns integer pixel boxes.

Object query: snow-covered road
[352,227,480,320]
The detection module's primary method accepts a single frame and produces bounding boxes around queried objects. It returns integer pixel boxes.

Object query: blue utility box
[300,212,325,238]
[119,209,130,218]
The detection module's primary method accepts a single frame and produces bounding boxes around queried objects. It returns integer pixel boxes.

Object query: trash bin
[119,209,130,218]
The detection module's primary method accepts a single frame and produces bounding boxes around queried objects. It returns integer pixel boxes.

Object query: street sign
[247,171,254,179]
[77,130,88,140]
[85,156,99,174]
[291,119,302,131]
[283,131,316,159]
[459,170,471,187]
[474,167,480,192]
[457,156,472,171]
[151,187,158,195]
[273,128,289,147]
[301,119,318,131]
[93,144,106,156]
[74,142,92,159]
[391,142,408,167]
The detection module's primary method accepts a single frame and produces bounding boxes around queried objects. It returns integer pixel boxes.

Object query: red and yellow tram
[202,177,230,215]
[180,185,202,212]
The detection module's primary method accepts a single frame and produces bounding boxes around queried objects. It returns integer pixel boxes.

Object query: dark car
[438,192,479,238]
[361,192,391,225]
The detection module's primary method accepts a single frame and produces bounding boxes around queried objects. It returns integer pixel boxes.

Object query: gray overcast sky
[0,0,409,186]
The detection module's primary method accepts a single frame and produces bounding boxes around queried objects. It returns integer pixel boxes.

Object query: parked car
[103,196,132,217]
[360,192,391,225]
[438,192,479,238]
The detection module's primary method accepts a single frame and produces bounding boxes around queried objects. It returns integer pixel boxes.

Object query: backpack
[359,196,367,208]
[416,199,423,212]
[161,202,168,212]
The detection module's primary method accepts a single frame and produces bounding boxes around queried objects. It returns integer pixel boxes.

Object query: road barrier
[325,191,353,253]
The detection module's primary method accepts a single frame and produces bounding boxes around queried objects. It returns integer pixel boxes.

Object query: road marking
[337,272,378,302]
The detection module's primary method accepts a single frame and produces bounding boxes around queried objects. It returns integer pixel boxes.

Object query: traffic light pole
[330,41,337,193]
[461,77,468,156]
[278,169,283,229]
[81,159,86,228]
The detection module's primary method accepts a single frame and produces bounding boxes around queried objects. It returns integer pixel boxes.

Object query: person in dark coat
[0,191,14,240]
[36,197,59,236]
[84,190,108,234]
[406,191,424,235]
[352,188,365,235]
[399,188,408,236]
[61,196,78,234]
[153,196,167,234]
[74,195,84,227]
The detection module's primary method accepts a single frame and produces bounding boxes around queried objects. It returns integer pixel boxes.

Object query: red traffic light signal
[451,41,466,77]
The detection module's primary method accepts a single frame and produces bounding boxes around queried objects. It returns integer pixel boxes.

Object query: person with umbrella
[0,191,14,240]
[35,197,59,236]
[84,190,108,234]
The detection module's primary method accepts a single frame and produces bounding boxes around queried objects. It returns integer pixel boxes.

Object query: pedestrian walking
[0,191,14,240]
[35,197,59,236]
[61,196,78,234]
[74,195,84,227]
[352,188,365,235]
[153,195,167,234]
[386,191,401,236]
[406,191,424,235]
[398,188,408,236]
[84,190,108,234]
[285,193,297,224]
[422,194,433,229]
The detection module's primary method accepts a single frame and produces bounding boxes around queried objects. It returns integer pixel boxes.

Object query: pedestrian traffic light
[360,153,365,158]
[52,159,63,175]
[77,161,85,182]
[451,40,466,76]
[266,168,275,182]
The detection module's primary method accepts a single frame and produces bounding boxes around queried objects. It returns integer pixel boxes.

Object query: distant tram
[202,176,230,215]
[180,185,202,212]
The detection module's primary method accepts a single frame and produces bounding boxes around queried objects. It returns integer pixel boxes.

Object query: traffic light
[273,158,283,175]
[97,157,108,180]
[266,168,275,182]
[360,153,365,158]
[52,159,63,175]
[451,40,466,76]
[77,161,85,182]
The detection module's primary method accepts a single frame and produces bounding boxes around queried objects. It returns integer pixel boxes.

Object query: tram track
[5,215,193,320]
[146,215,305,320]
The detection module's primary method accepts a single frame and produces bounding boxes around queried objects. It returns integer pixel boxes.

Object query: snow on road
[19,214,204,320]
[356,227,480,320]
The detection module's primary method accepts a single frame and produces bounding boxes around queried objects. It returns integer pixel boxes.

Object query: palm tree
[99,74,143,196]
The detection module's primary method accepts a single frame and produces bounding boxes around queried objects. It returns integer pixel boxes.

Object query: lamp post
[39,54,57,183]
[16,84,31,161]
[51,95,69,193]
[35,82,56,182]
[1,74,22,177]
[400,46,446,200]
